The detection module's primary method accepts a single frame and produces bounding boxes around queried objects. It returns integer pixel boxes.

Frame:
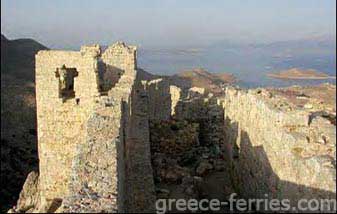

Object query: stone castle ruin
[11,42,336,213]
[33,42,155,212]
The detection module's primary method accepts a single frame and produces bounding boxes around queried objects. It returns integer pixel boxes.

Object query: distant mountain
[1,34,48,81]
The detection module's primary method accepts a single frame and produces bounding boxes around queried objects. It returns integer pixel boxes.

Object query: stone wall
[141,78,183,121]
[221,87,336,208]
[143,79,225,147]
[144,78,172,121]
[34,42,155,212]
[99,42,136,92]
[35,47,101,200]
[174,96,224,146]
[123,80,156,212]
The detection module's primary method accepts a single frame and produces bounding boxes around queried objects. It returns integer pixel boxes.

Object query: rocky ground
[267,83,336,116]
[150,119,235,212]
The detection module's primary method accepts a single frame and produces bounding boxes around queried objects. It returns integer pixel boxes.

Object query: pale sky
[1,0,336,49]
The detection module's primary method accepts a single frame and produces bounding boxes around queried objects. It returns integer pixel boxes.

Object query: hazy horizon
[1,0,336,49]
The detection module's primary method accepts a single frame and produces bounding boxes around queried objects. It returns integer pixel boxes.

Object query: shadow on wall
[117,99,128,212]
[145,79,173,121]
[98,60,125,93]
[119,71,157,213]
[224,119,336,212]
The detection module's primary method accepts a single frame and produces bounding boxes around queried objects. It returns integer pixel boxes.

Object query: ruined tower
[35,42,137,203]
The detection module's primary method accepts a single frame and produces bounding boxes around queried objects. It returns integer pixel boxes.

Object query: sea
[137,41,336,88]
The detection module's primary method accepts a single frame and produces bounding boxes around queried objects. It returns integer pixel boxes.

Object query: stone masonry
[32,42,156,212]
[221,87,336,210]
[36,46,102,201]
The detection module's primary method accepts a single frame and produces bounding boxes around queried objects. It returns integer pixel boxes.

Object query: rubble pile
[150,119,228,201]
[150,120,199,156]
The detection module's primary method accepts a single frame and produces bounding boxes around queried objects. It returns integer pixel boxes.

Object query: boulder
[196,160,213,176]
[12,171,40,213]
[162,165,190,183]
[156,188,170,198]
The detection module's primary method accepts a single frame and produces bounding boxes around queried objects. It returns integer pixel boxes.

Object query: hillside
[168,68,236,94]
[1,34,48,81]
[1,34,47,212]
[136,67,236,94]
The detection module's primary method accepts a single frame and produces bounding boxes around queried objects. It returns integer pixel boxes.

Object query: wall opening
[55,65,78,101]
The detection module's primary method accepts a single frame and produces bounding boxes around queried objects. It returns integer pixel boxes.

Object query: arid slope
[168,68,236,94]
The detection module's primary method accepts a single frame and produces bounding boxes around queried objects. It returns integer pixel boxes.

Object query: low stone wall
[144,78,173,121]
[221,87,336,208]
[174,96,224,146]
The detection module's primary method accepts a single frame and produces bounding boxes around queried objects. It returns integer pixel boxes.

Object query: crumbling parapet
[143,78,174,121]
[101,41,137,76]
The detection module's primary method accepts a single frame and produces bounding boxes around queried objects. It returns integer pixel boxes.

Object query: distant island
[267,68,336,80]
